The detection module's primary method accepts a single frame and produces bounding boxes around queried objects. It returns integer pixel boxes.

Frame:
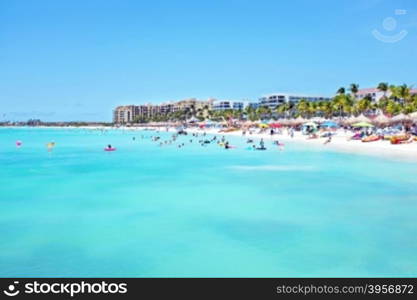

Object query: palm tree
[390,84,411,104]
[377,97,389,114]
[337,87,346,95]
[386,100,401,116]
[398,84,411,104]
[297,99,310,118]
[356,97,372,114]
[317,101,333,118]
[411,94,417,113]
[332,94,348,117]
[256,106,271,120]
[349,83,359,99]
[308,101,318,117]
[276,103,290,118]
[244,105,254,119]
[377,82,389,99]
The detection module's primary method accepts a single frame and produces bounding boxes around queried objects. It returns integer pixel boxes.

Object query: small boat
[390,135,410,145]
[362,136,380,143]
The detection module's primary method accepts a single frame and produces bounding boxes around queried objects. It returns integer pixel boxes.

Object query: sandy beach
[181,127,417,163]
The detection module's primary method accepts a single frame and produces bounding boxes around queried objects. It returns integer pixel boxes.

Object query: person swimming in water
[259,138,265,149]
[47,142,56,151]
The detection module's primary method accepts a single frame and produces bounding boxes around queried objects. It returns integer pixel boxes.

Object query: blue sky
[1,0,416,121]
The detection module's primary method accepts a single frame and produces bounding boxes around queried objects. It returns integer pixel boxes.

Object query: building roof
[356,88,381,95]
[261,92,332,98]
[357,88,417,95]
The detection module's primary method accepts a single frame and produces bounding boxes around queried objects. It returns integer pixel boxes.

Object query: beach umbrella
[269,122,282,128]
[344,115,358,124]
[258,123,269,128]
[278,118,290,125]
[391,113,411,122]
[352,122,374,128]
[349,114,371,124]
[344,114,371,125]
[290,116,307,125]
[355,114,372,123]
[321,121,339,128]
[372,114,391,124]
[409,112,417,121]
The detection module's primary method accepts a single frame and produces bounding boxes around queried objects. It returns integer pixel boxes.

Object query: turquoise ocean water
[1,128,417,277]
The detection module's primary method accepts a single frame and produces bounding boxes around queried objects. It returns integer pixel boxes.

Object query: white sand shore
[184,127,417,162]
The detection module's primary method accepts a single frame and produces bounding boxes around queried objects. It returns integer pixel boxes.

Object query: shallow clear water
[1,128,417,277]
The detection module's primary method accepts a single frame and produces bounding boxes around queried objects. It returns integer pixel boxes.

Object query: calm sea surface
[1,128,417,277]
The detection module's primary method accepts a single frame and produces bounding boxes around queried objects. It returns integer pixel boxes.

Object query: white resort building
[259,93,332,109]
[212,101,245,111]
[356,88,417,103]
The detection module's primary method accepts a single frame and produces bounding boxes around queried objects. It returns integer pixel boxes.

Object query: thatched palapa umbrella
[391,113,411,123]
[409,112,417,122]
[372,114,391,125]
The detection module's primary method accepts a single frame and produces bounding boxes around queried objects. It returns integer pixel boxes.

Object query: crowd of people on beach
[142,130,281,151]
[105,119,417,153]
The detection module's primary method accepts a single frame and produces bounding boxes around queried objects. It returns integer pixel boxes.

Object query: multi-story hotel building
[259,93,332,109]
[113,105,138,124]
[212,100,245,111]
[356,88,389,103]
[113,98,214,124]
[356,88,417,103]
[172,98,213,113]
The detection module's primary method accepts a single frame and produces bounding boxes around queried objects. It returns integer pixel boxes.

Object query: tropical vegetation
[131,83,417,123]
